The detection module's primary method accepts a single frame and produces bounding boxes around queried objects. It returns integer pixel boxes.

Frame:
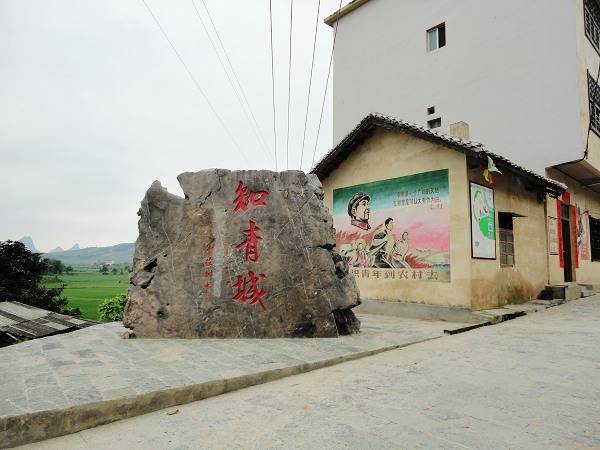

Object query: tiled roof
[310,113,566,196]
[0,301,96,345]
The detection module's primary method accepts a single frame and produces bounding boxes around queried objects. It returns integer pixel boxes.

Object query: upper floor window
[587,71,600,136]
[585,0,600,53]
[427,118,441,129]
[427,23,446,52]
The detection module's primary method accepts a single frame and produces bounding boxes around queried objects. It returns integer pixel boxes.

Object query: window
[585,0,600,53]
[499,213,514,266]
[427,118,441,129]
[588,71,600,136]
[427,106,435,115]
[427,23,446,51]
[590,216,600,261]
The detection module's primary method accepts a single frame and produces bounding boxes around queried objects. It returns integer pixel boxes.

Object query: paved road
[21,297,600,449]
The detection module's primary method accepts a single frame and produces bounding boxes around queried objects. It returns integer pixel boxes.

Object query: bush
[61,306,82,317]
[98,294,127,322]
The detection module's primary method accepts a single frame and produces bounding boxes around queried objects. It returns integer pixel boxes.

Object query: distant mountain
[48,246,64,253]
[68,243,80,251]
[44,243,134,265]
[18,236,38,253]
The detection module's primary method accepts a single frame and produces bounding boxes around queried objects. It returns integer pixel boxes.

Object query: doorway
[561,204,573,282]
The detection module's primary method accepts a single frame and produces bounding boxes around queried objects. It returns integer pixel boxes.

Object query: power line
[311,0,343,170]
[197,0,275,169]
[299,0,321,172]
[140,0,249,164]
[285,0,294,170]
[191,0,272,165]
[269,0,278,171]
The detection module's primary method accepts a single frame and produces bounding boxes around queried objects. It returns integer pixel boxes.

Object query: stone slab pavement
[19,296,600,450]
[0,313,470,447]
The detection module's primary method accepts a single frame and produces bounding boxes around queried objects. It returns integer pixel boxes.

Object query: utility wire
[191,0,271,165]
[197,0,275,169]
[285,0,294,170]
[311,0,343,170]
[299,0,321,172]
[269,0,278,171]
[140,0,249,164]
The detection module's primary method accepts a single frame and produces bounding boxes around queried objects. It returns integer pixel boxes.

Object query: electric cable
[140,0,250,164]
[299,0,321,172]
[311,0,344,170]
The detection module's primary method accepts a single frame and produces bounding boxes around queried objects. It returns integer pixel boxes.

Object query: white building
[324,0,600,287]
[328,0,600,178]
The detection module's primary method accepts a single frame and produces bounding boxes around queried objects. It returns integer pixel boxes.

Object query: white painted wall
[332,0,583,175]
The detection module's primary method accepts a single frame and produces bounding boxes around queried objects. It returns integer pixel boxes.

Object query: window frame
[426,23,446,52]
[587,71,600,137]
[427,117,442,129]
[589,215,600,262]
[498,213,515,267]
[585,0,600,55]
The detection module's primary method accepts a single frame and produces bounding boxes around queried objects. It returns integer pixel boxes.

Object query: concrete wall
[547,168,600,284]
[468,167,549,310]
[332,0,583,174]
[321,128,473,308]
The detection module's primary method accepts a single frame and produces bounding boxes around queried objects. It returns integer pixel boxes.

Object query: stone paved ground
[20,296,600,450]
[0,314,464,430]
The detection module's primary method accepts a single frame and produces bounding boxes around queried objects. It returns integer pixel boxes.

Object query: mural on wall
[577,207,590,261]
[332,169,450,283]
[470,182,496,259]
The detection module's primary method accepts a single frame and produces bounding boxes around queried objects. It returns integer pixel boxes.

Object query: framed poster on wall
[548,217,559,255]
[470,182,496,259]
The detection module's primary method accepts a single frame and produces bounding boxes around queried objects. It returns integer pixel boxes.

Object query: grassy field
[43,266,129,321]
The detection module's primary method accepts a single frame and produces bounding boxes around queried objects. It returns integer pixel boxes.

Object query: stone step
[539,285,583,301]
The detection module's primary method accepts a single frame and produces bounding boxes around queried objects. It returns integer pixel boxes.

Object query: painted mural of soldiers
[347,192,371,230]
[370,218,395,268]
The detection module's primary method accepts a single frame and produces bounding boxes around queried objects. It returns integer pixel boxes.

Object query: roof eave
[324,0,373,26]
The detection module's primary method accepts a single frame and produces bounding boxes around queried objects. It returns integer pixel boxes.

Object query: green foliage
[42,257,65,274]
[99,264,109,273]
[60,306,82,316]
[65,265,74,273]
[98,294,127,322]
[43,267,129,320]
[0,240,67,312]
[111,267,118,274]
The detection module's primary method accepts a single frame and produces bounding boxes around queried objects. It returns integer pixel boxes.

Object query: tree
[111,268,118,275]
[0,240,67,312]
[98,294,127,321]
[42,257,65,275]
[65,265,74,273]
[99,264,109,274]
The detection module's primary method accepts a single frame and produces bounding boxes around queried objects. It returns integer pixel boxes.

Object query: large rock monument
[123,170,361,338]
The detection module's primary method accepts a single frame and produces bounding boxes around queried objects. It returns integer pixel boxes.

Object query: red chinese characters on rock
[232,271,267,311]
[231,181,270,311]
[233,181,269,213]
[236,220,263,263]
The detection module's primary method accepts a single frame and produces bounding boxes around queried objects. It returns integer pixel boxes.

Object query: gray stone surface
[23,296,600,450]
[0,314,465,447]
[124,169,360,338]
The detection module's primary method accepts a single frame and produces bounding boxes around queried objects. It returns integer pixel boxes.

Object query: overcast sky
[0,0,342,252]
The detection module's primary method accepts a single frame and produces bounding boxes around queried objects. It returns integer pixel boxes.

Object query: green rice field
[43,266,129,321]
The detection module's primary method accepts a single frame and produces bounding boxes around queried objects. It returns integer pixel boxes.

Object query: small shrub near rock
[98,294,127,322]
